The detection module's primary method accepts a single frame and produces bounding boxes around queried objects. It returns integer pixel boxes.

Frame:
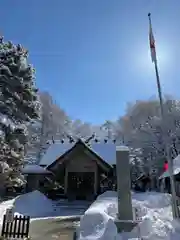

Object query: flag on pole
[148,13,157,63]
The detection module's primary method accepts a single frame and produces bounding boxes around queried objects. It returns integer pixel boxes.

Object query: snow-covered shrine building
[24,139,119,200]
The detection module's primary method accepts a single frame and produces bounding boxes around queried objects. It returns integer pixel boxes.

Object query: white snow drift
[14,190,54,218]
[12,190,88,219]
[0,190,180,239]
[78,191,180,240]
[0,190,88,231]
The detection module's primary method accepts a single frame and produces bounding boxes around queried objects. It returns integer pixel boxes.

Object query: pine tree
[0,36,40,195]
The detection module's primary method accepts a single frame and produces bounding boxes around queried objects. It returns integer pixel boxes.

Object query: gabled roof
[39,139,118,167]
[88,143,117,165]
[39,142,75,166]
[47,139,112,171]
[22,164,51,174]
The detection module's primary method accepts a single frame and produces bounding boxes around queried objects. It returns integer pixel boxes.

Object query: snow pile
[78,191,180,240]
[0,191,88,221]
[0,190,89,231]
[129,192,173,239]
[79,209,117,240]
[132,191,172,208]
[79,191,118,240]
[14,190,54,218]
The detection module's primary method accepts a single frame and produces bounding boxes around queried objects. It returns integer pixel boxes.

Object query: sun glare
[135,40,172,76]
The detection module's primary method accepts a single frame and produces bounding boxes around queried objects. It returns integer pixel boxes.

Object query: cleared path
[30,216,80,240]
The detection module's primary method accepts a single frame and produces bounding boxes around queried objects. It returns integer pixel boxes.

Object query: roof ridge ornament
[85,133,96,144]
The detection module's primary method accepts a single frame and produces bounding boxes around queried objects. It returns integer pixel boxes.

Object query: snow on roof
[39,142,75,166]
[159,154,180,179]
[90,143,117,165]
[116,146,129,151]
[22,164,51,174]
[39,141,119,166]
[159,167,180,179]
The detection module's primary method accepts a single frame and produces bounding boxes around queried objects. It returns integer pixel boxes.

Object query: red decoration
[163,161,168,172]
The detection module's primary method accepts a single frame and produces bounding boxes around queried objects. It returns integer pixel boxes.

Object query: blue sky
[1,0,180,124]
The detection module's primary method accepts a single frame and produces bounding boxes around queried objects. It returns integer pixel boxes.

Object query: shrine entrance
[67,172,95,200]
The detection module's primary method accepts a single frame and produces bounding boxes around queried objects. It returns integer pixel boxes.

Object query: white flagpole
[148,13,179,219]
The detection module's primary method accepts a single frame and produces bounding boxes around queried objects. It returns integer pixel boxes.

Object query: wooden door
[68,172,94,199]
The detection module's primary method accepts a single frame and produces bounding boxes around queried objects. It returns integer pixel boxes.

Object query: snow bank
[14,190,54,218]
[78,191,180,240]
[132,191,172,208]
[130,192,173,239]
[0,190,89,224]
[79,191,118,240]
[79,209,117,240]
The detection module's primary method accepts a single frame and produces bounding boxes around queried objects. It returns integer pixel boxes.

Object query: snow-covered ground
[78,191,180,240]
[1,190,180,239]
[0,190,89,231]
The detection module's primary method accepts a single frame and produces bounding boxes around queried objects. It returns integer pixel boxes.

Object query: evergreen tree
[0,36,40,194]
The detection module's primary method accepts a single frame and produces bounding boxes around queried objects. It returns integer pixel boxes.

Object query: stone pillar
[115,146,137,233]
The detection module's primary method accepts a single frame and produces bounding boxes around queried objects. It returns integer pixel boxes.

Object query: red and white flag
[148,14,157,63]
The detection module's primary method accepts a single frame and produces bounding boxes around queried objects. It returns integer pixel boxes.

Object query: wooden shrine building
[37,139,117,200]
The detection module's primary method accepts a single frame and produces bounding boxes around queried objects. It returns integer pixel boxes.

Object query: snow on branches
[0,36,40,193]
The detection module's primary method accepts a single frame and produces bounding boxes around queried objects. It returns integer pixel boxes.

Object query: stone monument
[114,146,138,233]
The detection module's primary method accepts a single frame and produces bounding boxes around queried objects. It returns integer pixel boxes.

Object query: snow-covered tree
[25,91,74,162]
[39,91,73,141]
[71,120,93,139]
[100,120,116,140]
[0,36,40,194]
[25,119,48,164]
[117,97,180,177]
